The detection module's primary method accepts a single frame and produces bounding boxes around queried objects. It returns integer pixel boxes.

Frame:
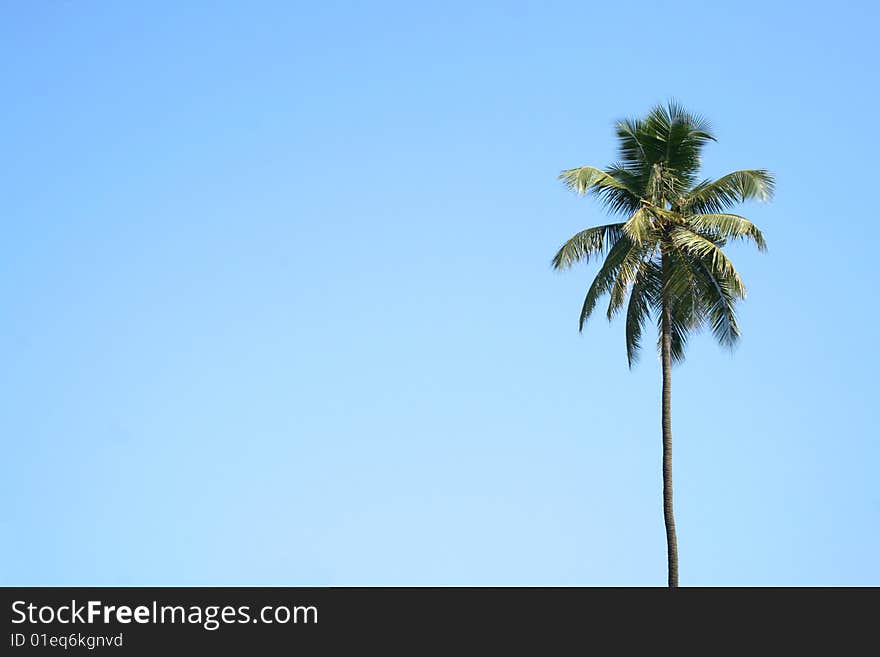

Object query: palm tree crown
[553,102,774,366]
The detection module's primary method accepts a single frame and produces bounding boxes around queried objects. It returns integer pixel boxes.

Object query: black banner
[2,587,875,653]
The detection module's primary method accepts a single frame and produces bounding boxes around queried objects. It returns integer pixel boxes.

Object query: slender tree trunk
[660,257,679,588]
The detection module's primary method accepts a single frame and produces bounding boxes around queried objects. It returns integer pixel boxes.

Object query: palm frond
[687,213,767,251]
[615,117,654,168]
[551,223,624,270]
[690,255,741,347]
[668,227,746,297]
[578,236,636,331]
[558,166,641,215]
[605,163,648,198]
[622,207,654,246]
[668,246,706,317]
[682,170,775,213]
[648,102,716,188]
[624,260,658,367]
[607,238,657,320]
[657,245,711,364]
[650,101,715,141]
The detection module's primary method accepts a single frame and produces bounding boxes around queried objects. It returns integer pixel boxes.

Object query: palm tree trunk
[660,266,679,588]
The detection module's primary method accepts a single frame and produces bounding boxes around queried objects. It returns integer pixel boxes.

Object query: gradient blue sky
[2,1,878,586]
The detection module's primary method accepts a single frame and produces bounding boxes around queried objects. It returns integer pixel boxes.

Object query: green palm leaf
[624,260,658,368]
[578,236,636,331]
[668,226,746,297]
[686,213,767,251]
[558,166,641,216]
[622,207,654,246]
[691,255,741,347]
[682,169,775,213]
[607,238,656,320]
[551,223,624,270]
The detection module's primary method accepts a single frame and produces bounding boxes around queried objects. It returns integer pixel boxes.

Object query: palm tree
[552,102,774,587]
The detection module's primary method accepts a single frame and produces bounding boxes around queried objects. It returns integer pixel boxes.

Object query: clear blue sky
[2,0,877,586]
